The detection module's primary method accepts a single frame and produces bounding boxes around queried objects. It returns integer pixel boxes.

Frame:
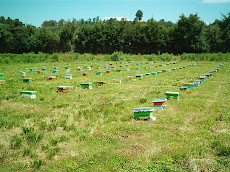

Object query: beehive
[126,69,130,71]
[48,76,56,80]
[116,69,122,72]
[65,74,72,79]
[165,91,179,100]
[135,67,140,70]
[52,69,59,73]
[96,71,102,75]
[106,70,111,74]
[145,73,150,76]
[132,107,155,120]
[54,67,58,70]
[135,74,143,78]
[0,80,5,85]
[184,83,194,88]
[192,81,200,87]
[82,72,88,76]
[37,71,43,74]
[200,76,206,81]
[41,68,47,71]
[21,91,37,99]
[150,66,154,69]
[87,67,91,70]
[113,78,122,83]
[157,71,162,74]
[20,71,26,76]
[166,63,170,66]
[65,69,70,72]
[76,67,82,71]
[171,68,176,71]
[23,78,32,83]
[205,73,211,77]
[127,76,133,80]
[80,83,92,89]
[151,72,157,75]
[179,86,188,93]
[96,81,106,86]
[152,98,167,109]
[30,69,35,72]
[119,65,123,67]
[144,67,148,69]
[57,86,70,93]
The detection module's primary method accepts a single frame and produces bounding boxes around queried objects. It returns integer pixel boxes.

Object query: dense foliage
[0,13,230,54]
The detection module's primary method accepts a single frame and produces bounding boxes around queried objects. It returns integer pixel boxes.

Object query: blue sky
[1,0,230,27]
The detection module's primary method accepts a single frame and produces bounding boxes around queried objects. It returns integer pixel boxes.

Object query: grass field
[0,58,229,171]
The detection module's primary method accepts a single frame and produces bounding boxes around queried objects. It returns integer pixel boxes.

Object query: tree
[135,10,143,21]
[172,14,209,54]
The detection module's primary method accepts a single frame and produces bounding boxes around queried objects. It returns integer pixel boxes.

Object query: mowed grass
[0,60,229,171]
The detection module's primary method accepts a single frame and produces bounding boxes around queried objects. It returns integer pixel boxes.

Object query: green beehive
[53,69,59,73]
[171,68,176,71]
[0,73,4,77]
[80,82,92,89]
[96,71,102,75]
[21,91,37,99]
[20,71,26,76]
[184,83,194,88]
[200,76,206,81]
[166,63,170,66]
[135,74,143,78]
[135,67,139,70]
[116,69,122,72]
[157,71,162,74]
[23,78,32,83]
[76,67,82,71]
[132,107,155,120]
[41,68,47,71]
[144,67,148,69]
[151,72,157,75]
[145,73,150,76]
[165,91,179,100]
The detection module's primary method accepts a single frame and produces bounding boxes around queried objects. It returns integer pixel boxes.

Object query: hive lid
[132,107,154,112]
[48,76,56,78]
[57,86,70,89]
[152,98,167,102]
[200,76,206,78]
[65,74,72,76]
[165,91,179,95]
[135,74,143,76]
[23,78,32,80]
[113,78,122,80]
[80,82,92,85]
[184,83,194,86]
[180,86,188,89]
[82,72,88,74]
[97,81,106,83]
[21,91,37,94]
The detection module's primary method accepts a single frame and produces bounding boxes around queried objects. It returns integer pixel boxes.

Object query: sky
[0,0,230,27]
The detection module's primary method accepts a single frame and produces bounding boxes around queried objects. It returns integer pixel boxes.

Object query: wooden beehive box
[41,68,47,71]
[127,76,133,80]
[65,74,72,79]
[30,68,35,72]
[184,83,194,88]
[179,86,188,93]
[200,76,206,81]
[132,107,155,120]
[152,98,167,109]
[96,71,102,75]
[165,91,179,100]
[76,67,82,71]
[23,78,32,83]
[106,70,111,74]
[0,80,5,85]
[96,81,106,86]
[116,69,122,72]
[48,76,56,80]
[135,74,143,78]
[157,71,162,74]
[20,71,26,76]
[57,86,70,93]
[151,72,157,75]
[113,78,122,83]
[21,91,37,99]
[145,73,150,76]
[82,72,88,76]
[37,71,43,74]
[80,83,92,89]
[52,69,59,73]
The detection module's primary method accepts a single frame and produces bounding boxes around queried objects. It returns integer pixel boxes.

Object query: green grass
[0,57,229,171]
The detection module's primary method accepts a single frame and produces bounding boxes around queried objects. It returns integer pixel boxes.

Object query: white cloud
[202,0,230,3]
[102,16,130,21]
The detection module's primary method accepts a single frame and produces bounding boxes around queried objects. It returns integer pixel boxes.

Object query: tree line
[0,12,229,55]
